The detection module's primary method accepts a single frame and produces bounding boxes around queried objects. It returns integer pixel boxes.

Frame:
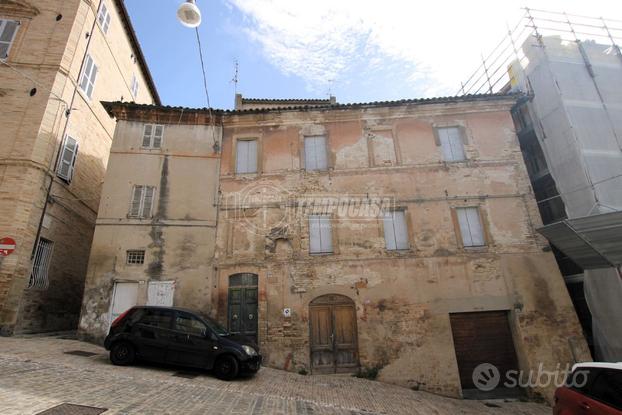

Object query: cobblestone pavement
[0,335,550,415]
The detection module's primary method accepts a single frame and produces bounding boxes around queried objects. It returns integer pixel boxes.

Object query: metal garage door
[450,311,520,392]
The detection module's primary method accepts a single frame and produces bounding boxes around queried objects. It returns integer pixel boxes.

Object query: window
[28,238,53,289]
[126,250,145,265]
[138,309,173,328]
[129,185,155,218]
[97,2,111,34]
[456,207,485,247]
[309,215,333,254]
[142,124,163,148]
[0,19,19,59]
[175,313,208,336]
[79,54,98,99]
[437,126,466,162]
[56,135,79,182]
[130,74,139,98]
[589,369,622,410]
[383,210,409,250]
[235,139,258,174]
[304,135,328,171]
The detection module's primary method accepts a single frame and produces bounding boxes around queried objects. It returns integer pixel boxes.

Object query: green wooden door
[228,274,258,341]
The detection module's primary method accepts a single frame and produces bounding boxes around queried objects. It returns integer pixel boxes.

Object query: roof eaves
[113,0,161,105]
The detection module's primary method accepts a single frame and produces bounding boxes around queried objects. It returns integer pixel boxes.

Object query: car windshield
[199,314,230,336]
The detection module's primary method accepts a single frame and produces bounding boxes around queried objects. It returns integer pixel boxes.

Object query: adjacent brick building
[0,0,158,335]
[79,94,590,400]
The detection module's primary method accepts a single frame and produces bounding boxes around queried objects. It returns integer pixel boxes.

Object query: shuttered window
[456,207,485,247]
[130,74,139,98]
[97,2,111,34]
[29,238,54,290]
[79,54,98,99]
[236,139,258,174]
[437,127,466,161]
[304,135,328,171]
[309,215,333,254]
[129,185,155,218]
[142,124,163,148]
[56,135,79,182]
[383,210,409,250]
[0,19,19,59]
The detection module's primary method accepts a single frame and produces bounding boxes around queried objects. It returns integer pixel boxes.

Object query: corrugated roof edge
[114,0,161,105]
[102,93,522,118]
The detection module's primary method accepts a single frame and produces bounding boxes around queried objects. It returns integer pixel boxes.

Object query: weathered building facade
[0,0,158,335]
[80,95,590,400]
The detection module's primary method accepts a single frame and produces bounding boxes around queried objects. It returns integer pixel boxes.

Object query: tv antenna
[231,59,239,95]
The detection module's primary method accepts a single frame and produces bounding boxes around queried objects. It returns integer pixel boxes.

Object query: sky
[125,1,622,109]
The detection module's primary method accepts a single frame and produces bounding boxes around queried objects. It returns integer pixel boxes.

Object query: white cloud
[226,0,622,99]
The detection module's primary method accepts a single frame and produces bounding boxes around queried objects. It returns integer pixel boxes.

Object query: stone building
[0,0,159,335]
[80,94,590,400]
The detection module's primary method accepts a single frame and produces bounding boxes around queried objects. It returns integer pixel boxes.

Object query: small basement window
[126,250,145,265]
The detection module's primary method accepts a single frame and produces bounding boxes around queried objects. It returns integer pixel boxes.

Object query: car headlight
[241,345,257,356]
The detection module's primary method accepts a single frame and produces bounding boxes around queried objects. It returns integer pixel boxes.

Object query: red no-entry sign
[0,237,16,256]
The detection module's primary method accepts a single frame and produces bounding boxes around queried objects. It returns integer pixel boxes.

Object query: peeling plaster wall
[78,120,221,342]
[216,101,590,400]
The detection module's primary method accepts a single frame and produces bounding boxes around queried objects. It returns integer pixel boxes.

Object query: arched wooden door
[228,273,258,342]
[309,294,359,374]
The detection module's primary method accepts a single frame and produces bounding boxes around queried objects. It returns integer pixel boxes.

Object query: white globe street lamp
[177,0,201,28]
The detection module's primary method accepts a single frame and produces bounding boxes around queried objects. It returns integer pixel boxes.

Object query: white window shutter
[309,216,321,253]
[87,62,98,98]
[448,127,466,161]
[319,215,332,253]
[383,212,397,250]
[57,136,78,182]
[393,211,409,249]
[142,124,153,147]
[79,56,93,92]
[457,208,473,246]
[142,186,154,218]
[466,207,485,246]
[236,140,248,173]
[304,137,317,170]
[439,128,454,161]
[0,20,19,59]
[153,125,163,148]
[315,136,328,170]
[246,140,257,173]
[130,186,143,217]
[104,13,111,33]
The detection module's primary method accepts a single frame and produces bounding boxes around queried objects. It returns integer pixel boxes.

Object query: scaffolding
[458,8,622,95]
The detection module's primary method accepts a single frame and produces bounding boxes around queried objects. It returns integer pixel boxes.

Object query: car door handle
[580,402,590,410]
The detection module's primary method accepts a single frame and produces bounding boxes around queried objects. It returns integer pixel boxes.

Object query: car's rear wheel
[214,355,239,380]
[110,341,135,366]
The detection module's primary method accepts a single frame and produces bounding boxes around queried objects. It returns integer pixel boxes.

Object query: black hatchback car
[104,306,261,380]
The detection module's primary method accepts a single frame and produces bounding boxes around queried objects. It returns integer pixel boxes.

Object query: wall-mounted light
[177,0,201,28]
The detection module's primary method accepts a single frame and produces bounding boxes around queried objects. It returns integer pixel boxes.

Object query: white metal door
[109,282,138,329]
[147,281,175,307]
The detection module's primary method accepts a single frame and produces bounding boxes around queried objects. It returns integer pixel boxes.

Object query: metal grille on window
[126,250,145,265]
[129,185,155,218]
[29,238,53,289]
[57,135,79,182]
[0,19,20,59]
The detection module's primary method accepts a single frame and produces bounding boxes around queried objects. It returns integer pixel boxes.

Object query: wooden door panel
[242,287,258,336]
[334,305,356,345]
[310,306,332,348]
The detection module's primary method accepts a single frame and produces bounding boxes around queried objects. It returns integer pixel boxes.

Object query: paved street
[0,335,550,415]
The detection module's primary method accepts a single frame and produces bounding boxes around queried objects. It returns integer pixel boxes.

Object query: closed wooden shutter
[305,135,327,171]
[383,210,409,250]
[0,20,19,58]
[79,55,98,98]
[142,124,153,147]
[457,207,485,247]
[309,215,332,254]
[153,125,163,148]
[141,186,154,217]
[438,127,466,161]
[129,186,143,217]
[57,135,79,182]
[236,140,257,173]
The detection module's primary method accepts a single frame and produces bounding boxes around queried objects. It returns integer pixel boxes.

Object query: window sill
[463,245,488,253]
[309,252,334,256]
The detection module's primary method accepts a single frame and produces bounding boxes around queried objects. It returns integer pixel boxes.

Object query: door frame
[227,273,259,341]
[309,294,359,374]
